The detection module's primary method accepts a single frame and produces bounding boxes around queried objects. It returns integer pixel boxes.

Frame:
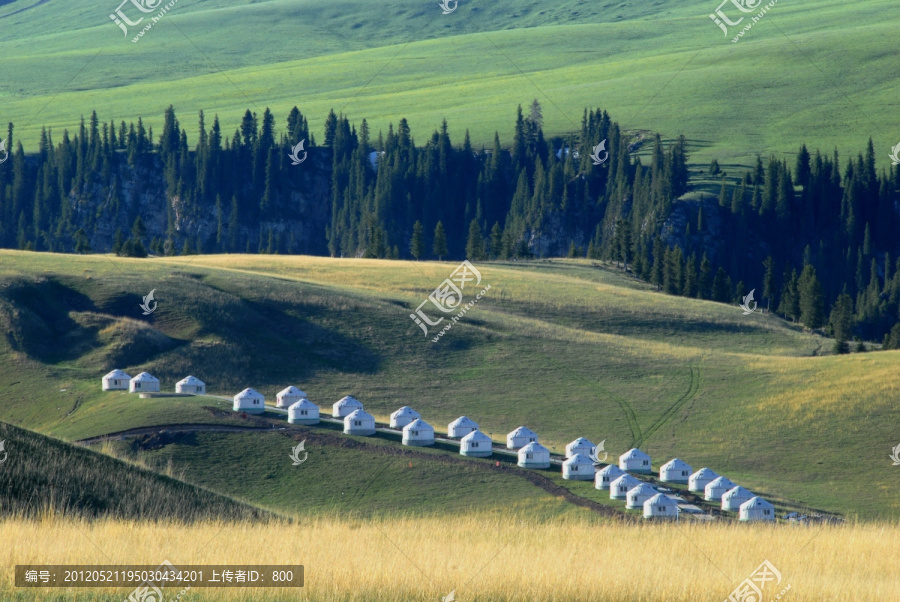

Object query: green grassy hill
[0,420,269,521]
[0,250,898,520]
[0,0,896,167]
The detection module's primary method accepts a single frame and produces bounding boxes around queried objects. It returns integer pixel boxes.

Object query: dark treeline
[1,103,899,347]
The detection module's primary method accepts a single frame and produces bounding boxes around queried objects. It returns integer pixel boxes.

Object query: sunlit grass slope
[0,0,896,166]
[0,250,898,519]
[3,515,899,600]
[0,421,269,522]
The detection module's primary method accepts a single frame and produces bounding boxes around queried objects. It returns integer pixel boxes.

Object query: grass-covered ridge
[0,421,270,522]
[0,0,896,166]
[0,250,898,520]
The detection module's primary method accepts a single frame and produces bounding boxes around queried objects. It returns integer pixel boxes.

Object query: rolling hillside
[0,0,897,166]
[0,420,270,521]
[0,250,898,520]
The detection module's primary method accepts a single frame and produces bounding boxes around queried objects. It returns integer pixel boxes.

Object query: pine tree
[712,267,731,302]
[410,220,425,260]
[778,269,800,321]
[74,229,91,253]
[433,221,447,260]
[465,219,484,260]
[829,293,854,343]
[798,264,825,328]
[698,254,712,299]
[762,256,776,312]
[650,237,664,290]
[489,222,503,260]
[683,253,698,298]
[112,229,125,255]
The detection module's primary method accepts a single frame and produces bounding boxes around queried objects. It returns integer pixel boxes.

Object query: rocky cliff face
[69,150,332,255]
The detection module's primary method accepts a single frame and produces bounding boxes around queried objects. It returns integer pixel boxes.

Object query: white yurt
[276,386,307,409]
[175,376,206,395]
[565,437,596,459]
[507,426,538,449]
[618,448,652,474]
[402,419,435,447]
[595,465,626,490]
[626,483,658,509]
[102,369,131,391]
[448,416,479,438]
[332,395,364,418]
[460,430,493,457]
[704,476,737,502]
[562,453,595,481]
[344,409,376,436]
[644,493,679,520]
[688,468,720,493]
[659,458,692,484]
[517,441,550,468]
[288,398,320,425]
[233,387,265,414]
[610,474,642,500]
[739,496,776,522]
[390,406,420,429]
[129,372,160,393]
[722,486,754,512]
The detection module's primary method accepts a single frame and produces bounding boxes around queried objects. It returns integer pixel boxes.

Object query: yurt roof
[289,398,318,410]
[691,467,718,478]
[449,416,478,428]
[345,408,374,421]
[598,464,625,476]
[568,437,594,447]
[723,486,753,499]
[403,418,433,432]
[335,395,362,406]
[661,458,691,470]
[461,430,491,442]
[391,406,420,418]
[564,453,594,466]
[235,387,263,399]
[646,493,675,506]
[707,476,735,488]
[509,426,537,437]
[132,372,159,382]
[611,474,641,488]
[105,369,131,379]
[278,386,306,397]
[620,448,650,461]
[177,375,204,385]
[519,441,548,454]
[630,483,657,495]
[741,496,773,509]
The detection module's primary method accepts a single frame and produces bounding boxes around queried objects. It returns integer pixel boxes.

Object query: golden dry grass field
[3,514,899,601]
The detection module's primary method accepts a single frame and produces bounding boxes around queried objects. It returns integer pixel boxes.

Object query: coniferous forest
[1,103,899,349]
